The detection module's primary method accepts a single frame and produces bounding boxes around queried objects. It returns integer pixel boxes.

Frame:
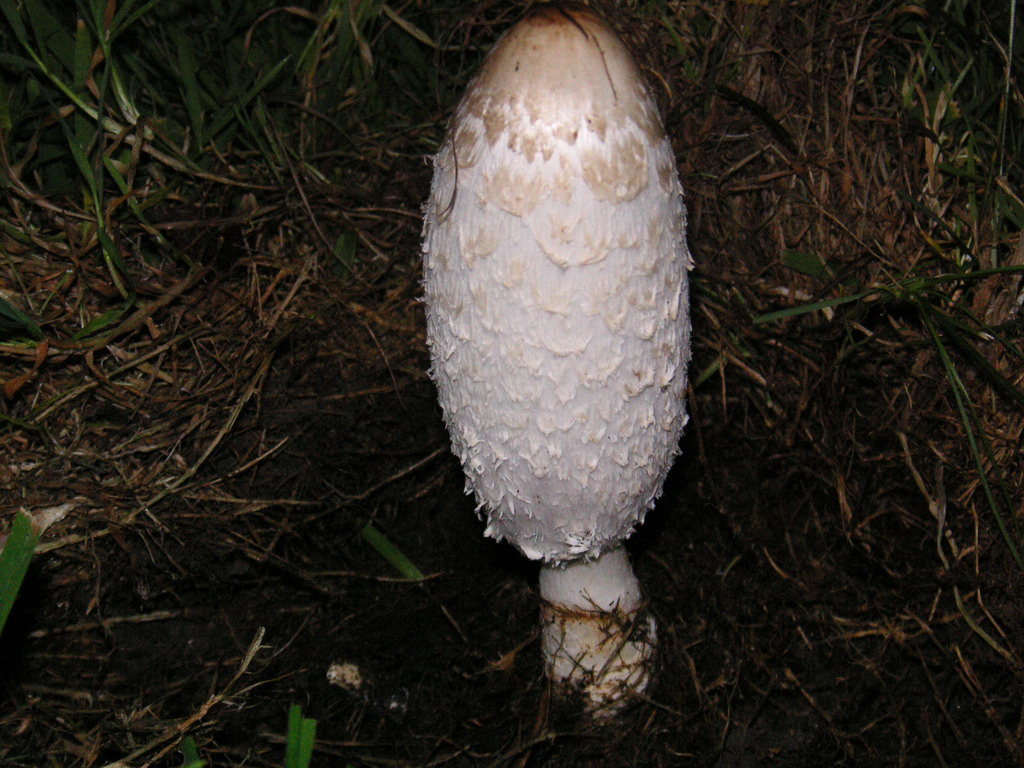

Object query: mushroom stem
[539,546,655,713]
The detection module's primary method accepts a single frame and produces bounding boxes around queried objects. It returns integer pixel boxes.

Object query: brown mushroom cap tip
[460,3,664,154]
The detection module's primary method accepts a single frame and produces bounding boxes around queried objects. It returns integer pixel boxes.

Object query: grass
[757,261,1024,568]
[179,705,319,768]
[360,521,426,581]
[754,0,1024,567]
[0,0,439,349]
[0,0,438,518]
[0,511,40,638]
[1,4,438,756]
[283,705,317,768]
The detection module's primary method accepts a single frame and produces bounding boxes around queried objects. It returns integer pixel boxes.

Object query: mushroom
[422,3,692,713]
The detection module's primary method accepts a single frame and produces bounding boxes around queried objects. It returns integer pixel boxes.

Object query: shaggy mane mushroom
[423,2,692,714]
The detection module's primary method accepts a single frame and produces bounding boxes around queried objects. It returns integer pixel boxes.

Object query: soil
[3,272,1022,767]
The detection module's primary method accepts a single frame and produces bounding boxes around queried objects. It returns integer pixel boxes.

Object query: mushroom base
[539,547,656,714]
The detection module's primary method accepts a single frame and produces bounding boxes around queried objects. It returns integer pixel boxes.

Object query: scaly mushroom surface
[423,2,692,712]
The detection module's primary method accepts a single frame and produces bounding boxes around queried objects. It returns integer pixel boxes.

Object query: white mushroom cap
[423,4,692,563]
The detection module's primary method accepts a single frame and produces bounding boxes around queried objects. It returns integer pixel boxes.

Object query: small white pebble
[326,662,363,691]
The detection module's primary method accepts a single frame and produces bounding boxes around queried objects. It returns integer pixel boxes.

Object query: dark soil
[3,276,1022,767]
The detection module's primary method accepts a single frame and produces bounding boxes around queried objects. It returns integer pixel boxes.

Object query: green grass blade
[284,704,317,768]
[757,266,1024,326]
[23,0,74,75]
[332,230,358,272]
[0,296,44,340]
[109,63,140,124]
[110,0,172,44]
[71,17,91,91]
[0,0,30,48]
[754,289,875,324]
[920,308,1022,568]
[175,33,205,147]
[100,153,162,238]
[58,113,101,212]
[898,190,975,262]
[0,0,102,123]
[96,227,133,299]
[381,4,437,48]
[360,522,425,580]
[0,511,42,637]
[179,736,206,768]
[205,55,292,144]
[71,299,133,341]
[716,83,797,155]
[931,310,1024,413]
[782,249,831,279]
